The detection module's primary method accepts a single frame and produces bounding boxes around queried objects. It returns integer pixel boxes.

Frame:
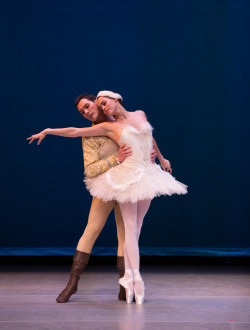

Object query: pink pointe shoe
[134,271,145,305]
[118,271,134,304]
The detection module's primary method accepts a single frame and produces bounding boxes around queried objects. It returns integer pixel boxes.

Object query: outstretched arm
[27,122,113,145]
[153,138,172,173]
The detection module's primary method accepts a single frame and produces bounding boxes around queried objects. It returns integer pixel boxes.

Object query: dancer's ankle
[133,269,142,280]
[124,269,133,278]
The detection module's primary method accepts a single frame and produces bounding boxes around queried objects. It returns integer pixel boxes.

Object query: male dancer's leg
[56,197,119,303]
[114,203,125,256]
[76,197,115,253]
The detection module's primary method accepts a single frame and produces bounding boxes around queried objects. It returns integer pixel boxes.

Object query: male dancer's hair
[75,93,123,108]
[75,94,96,107]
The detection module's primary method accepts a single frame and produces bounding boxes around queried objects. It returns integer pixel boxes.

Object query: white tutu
[84,122,187,203]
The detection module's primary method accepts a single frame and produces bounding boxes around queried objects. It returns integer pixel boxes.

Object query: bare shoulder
[135,110,147,120]
[95,121,122,141]
[101,121,121,132]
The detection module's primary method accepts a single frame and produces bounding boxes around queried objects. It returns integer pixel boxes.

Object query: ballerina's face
[77,98,101,122]
[96,96,118,116]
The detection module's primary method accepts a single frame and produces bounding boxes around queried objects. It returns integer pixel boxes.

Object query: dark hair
[75,94,96,107]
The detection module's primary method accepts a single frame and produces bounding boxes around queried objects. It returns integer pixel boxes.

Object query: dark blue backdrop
[1,0,249,254]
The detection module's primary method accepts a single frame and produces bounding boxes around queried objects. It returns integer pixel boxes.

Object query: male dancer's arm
[82,137,119,178]
[82,137,132,178]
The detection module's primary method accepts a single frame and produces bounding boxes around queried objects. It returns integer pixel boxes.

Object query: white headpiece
[97,90,123,102]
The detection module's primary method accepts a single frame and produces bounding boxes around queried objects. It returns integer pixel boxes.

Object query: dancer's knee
[82,223,102,243]
[124,224,137,238]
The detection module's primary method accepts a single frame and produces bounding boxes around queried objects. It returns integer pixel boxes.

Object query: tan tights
[76,197,125,256]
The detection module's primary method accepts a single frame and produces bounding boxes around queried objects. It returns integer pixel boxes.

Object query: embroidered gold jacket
[82,135,119,178]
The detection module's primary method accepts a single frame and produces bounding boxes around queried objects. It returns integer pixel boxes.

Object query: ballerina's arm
[27,122,114,145]
[152,138,172,173]
[135,110,172,172]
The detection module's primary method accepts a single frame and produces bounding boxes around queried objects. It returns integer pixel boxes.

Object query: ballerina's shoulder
[135,110,147,120]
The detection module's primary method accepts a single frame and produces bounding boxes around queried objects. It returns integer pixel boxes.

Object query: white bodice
[118,122,153,168]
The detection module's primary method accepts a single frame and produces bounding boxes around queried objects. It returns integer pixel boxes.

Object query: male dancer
[56,94,156,303]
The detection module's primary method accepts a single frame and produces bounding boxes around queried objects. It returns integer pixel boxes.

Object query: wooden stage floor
[0,264,249,330]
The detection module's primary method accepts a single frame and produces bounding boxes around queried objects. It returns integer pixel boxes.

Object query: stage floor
[0,265,249,330]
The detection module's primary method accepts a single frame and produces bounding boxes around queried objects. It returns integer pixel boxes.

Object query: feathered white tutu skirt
[84,162,187,203]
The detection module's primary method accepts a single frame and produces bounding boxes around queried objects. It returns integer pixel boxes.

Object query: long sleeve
[82,137,118,178]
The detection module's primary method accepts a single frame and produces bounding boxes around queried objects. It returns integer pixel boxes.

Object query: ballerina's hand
[160,158,172,174]
[26,131,46,145]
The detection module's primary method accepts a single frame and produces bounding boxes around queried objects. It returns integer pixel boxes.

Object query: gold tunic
[82,136,119,178]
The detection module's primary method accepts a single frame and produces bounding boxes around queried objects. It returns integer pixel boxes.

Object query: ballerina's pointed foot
[134,291,145,305]
[119,276,134,304]
[134,271,145,305]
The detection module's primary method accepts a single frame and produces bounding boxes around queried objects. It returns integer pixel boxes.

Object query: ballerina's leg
[123,243,132,270]
[133,199,151,297]
[119,199,151,271]
[119,201,138,301]
[119,202,139,270]
[136,199,151,240]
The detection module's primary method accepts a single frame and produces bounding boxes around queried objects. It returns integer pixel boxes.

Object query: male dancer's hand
[118,144,133,163]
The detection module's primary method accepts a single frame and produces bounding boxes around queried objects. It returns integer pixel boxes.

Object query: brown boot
[56,250,90,303]
[117,256,126,301]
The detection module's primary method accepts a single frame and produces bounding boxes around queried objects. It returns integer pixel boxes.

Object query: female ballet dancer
[27,90,187,304]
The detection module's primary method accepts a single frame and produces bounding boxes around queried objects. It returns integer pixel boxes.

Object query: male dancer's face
[77,98,107,123]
